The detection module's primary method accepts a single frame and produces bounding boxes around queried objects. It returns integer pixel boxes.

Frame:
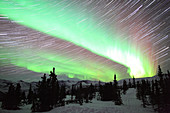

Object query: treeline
[1,68,66,112]
[98,74,123,105]
[68,81,95,105]
[69,74,124,105]
[1,67,128,112]
[136,65,170,113]
[3,66,167,112]
[1,83,26,110]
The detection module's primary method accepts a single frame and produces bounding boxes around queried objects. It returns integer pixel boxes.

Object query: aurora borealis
[0,0,169,82]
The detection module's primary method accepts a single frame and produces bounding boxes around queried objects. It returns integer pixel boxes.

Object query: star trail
[0,0,169,82]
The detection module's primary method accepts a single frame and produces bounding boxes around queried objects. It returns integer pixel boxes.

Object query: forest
[1,66,170,113]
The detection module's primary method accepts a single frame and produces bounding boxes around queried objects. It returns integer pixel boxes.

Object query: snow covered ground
[0,88,156,113]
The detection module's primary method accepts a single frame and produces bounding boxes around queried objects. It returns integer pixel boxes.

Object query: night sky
[0,0,169,82]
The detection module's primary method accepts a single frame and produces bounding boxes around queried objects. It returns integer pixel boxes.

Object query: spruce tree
[158,65,163,78]
[123,80,128,94]
[1,84,19,110]
[133,76,136,88]
[167,70,170,77]
[71,84,74,101]
[141,80,147,107]
[59,85,66,106]
[15,83,22,106]
[114,74,118,88]
[21,91,26,104]
[84,88,89,103]
[155,80,160,111]
[27,84,33,104]
[115,90,123,105]
[30,68,67,112]
[98,81,103,100]
[128,79,132,88]
[49,69,59,106]
[89,83,94,102]
[136,81,141,100]
[78,82,83,105]
[150,80,155,108]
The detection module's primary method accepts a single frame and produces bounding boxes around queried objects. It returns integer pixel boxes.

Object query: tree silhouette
[27,84,34,104]
[21,91,26,104]
[59,84,66,106]
[31,67,64,112]
[89,83,94,102]
[132,76,136,88]
[128,79,132,88]
[1,83,20,110]
[71,84,75,101]
[136,81,141,100]
[15,83,22,106]
[135,66,170,112]
[123,80,128,94]
[158,65,163,78]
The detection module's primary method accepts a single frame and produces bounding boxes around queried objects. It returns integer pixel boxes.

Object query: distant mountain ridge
[0,75,158,93]
[0,79,103,93]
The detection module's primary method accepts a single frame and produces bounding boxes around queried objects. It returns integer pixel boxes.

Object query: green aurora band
[0,0,156,81]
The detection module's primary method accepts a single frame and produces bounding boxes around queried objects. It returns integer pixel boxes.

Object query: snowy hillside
[46,89,154,113]
[0,79,37,93]
[0,88,155,113]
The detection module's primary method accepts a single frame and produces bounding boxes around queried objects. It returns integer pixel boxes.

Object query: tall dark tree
[89,83,94,102]
[158,65,163,78]
[128,79,132,88]
[76,82,83,105]
[167,70,170,77]
[31,67,63,112]
[113,74,118,101]
[71,84,74,101]
[21,91,26,104]
[15,83,22,106]
[102,83,113,101]
[114,74,118,88]
[1,84,20,110]
[84,88,89,103]
[115,90,123,105]
[133,76,136,88]
[155,80,161,111]
[136,81,141,100]
[122,80,128,94]
[141,80,147,108]
[49,70,58,106]
[27,84,33,104]
[98,81,103,100]
[150,80,156,108]
[59,84,66,105]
